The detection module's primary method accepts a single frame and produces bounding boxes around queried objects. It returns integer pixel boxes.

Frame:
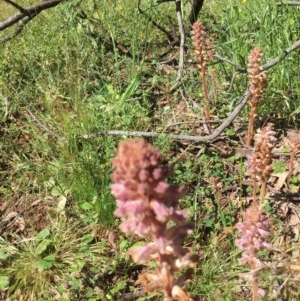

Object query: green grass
[1,0,300,300]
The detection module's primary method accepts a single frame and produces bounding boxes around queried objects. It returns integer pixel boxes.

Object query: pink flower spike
[111,139,196,300]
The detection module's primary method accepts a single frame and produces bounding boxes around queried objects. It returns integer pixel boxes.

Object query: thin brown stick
[214,54,246,73]
[137,0,176,43]
[189,0,205,25]
[259,176,267,205]
[26,109,63,140]
[246,105,257,147]
[261,39,300,71]
[252,277,259,301]
[171,0,185,90]
[76,10,133,58]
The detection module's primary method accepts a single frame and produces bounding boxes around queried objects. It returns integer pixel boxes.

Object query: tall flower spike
[111,139,196,301]
[246,48,267,147]
[235,204,272,301]
[246,123,276,205]
[191,21,210,127]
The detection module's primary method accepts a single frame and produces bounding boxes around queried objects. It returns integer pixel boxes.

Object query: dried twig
[137,0,176,43]
[27,37,300,144]
[260,38,300,71]
[189,0,205,25]
[171,0,186,91]
[0,0,65,43]
[214,54,246,73]
[76,10,133,58]
[26,109,63,140]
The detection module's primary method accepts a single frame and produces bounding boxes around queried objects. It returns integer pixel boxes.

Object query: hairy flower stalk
[246,48,267,147]
[192,21,211,128]
[111,139,196,301]
[206,37,218,103]
[235,205,272,301]
[246,123,276,205]
[237,124,275,300]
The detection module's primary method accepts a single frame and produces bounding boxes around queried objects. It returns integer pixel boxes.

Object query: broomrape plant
[111,139,197,301]
[236,123,276,301]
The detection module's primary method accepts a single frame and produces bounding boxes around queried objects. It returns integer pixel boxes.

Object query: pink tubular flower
[235,205,271,269]
[111,139,186,237]
[111,139,196,301]
[235,204,272,301]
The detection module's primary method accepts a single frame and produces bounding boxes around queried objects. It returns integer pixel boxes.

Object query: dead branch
[189,0,205,25]
[260,38,300,71]
[215,38,300,91]
[214,54,246,73]
[76,10,133,58]
[0,0,65,43]
[137,0,176,43]
[215,38,300,73]
[26,109,63,140]
[172,0,185,87]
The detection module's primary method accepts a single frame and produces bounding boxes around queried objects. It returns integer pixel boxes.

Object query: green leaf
[119,240,129,251]
[43,254,56,262]
[226,129,236,137]
[204,218,214,228]
[149,261,157,268]
[35,239,52,255]
[0,250,9,261]
[110,280,127,295]
[35,253,55,271]
[273,161,287,174]
[0,276,9,290]
[264,201,274,214]
[79,202,93,211]
[290,176,299,185]
[36,259,54,271]
[36,228,50,240]
[81,234,94,245]
[70,277,82,290]
[120,75,141,104]
[51,186,63,197]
